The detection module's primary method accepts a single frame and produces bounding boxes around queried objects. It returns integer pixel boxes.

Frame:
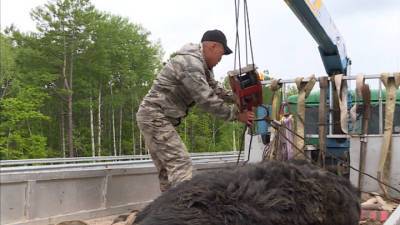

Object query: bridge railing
[0,151,239,167]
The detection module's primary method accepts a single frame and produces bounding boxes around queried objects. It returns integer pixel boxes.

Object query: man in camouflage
[136,29,254,191]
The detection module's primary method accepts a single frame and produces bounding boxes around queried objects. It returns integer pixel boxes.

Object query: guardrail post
[25,180,36,220]
[101,175,111,208]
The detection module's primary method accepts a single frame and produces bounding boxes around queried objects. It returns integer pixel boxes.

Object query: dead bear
[132,160,360,225]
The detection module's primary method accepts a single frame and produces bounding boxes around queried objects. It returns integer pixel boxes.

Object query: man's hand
[238,110,255,126]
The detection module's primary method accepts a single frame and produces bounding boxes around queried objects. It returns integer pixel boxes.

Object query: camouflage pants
[136,114,192,192]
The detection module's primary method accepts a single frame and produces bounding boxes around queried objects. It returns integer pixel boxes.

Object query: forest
[0,0,244,160]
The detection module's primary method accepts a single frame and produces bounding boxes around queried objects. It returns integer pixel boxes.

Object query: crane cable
[234,0,255,70]
[234,0,257,165]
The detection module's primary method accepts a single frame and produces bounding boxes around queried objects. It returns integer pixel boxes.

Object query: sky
[1,0,400,82]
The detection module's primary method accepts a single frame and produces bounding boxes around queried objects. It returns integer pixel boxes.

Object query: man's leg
[156,129,192,186]
[148,148,170,192]
[137,118,192,191]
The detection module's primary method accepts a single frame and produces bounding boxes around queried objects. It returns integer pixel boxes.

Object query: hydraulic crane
[284,0,351,76]
[242,0,354,164]
[284,0,351,153]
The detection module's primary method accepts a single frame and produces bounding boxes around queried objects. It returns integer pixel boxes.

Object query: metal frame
[261,73,396,85]
[262,73,398,135]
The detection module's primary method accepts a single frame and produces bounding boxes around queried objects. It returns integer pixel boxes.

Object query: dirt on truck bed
[360,220,384,225]
[359,193,399,225]
[84,216,116,225]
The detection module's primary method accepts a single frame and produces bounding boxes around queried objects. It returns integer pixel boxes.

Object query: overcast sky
[1,0,399,81]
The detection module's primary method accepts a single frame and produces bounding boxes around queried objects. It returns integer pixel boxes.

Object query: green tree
[0,31,51,159]
[0,34,51,159]
[30,0,96,157]
[75,13,162,156]
[0,89,50,159]
[0,34,16,99]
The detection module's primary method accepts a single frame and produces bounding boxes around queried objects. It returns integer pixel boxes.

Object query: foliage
[0,0,241,159]
[0,90,49,159]
[0,34,16,99]
[286,84,298,97]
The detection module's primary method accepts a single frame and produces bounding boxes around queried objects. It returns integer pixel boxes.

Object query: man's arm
[180,67,237,121]
[206,74,236,104]
[179,66,253,125]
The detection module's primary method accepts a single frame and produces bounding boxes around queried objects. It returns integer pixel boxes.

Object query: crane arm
[284,0,350,75]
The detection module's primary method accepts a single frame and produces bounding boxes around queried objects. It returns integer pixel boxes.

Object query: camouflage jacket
[137,43,238,125]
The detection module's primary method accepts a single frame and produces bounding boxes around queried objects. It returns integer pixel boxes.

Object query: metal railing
[262,72,399,135]
[0,152,242,173]
[0,151,239,167]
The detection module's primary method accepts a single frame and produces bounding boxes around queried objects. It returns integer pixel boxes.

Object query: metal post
[282,83,286,102]
[329,80,333,135]
[379,80,383,134]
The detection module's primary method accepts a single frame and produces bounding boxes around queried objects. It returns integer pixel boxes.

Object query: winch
[228,64,263,112]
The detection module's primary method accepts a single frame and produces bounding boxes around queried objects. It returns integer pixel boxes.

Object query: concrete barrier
[1,155,238,225]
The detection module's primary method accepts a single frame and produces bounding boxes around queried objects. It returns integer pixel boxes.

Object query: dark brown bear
[133,160,360,225]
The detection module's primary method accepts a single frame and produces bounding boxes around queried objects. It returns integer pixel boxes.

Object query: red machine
[228,64,263,112]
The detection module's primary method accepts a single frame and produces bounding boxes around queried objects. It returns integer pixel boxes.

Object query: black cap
[201,29,233,55]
